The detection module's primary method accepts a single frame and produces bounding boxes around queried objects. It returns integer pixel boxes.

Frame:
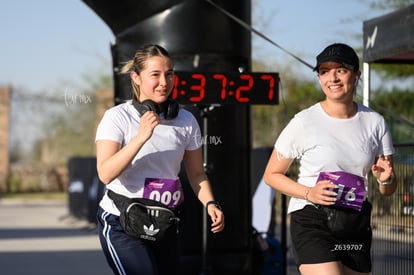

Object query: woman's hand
[137,111,160,142]
[306,180,338,206]
[207,204,225,233]
[372,155,397,196]
[372,156,393,182]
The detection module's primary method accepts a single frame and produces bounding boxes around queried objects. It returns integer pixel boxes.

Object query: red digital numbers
[236,74,253,103]
[172,72,279,105]
[189,73,206,102]
[172,74,180,99]
[173,73,206,103]
[212,74,227,100]
[260,74,275,101]
[212,73,253,103]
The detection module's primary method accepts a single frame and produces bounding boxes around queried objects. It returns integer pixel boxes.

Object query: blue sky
[0,1,392,93]
[1,1,114,92]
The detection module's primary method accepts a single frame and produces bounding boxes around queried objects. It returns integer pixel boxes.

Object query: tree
[370,0,414,10]
[251,59,323,147]
[372,89,414,142]
[30,70,112,166]
[7,68,112,192]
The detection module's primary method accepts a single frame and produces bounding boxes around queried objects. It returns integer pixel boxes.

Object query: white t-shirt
[274,103,394,214]
[95,100,202,215]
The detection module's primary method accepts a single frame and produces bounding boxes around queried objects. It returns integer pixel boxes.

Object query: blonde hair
[120,44,172,100]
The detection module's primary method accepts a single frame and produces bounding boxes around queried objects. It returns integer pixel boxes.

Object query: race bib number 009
[317,171,366,211]
[143,178,184,209]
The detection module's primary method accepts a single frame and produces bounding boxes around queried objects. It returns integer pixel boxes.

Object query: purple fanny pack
[317,171,366,211]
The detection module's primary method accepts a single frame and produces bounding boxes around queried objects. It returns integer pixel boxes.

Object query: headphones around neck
[132,97,179,120]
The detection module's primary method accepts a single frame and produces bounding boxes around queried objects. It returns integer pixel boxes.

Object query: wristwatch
[377,175,394,186]
[206,200,222,210]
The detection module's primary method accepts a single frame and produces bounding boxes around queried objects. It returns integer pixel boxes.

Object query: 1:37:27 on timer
[172,71,279,105]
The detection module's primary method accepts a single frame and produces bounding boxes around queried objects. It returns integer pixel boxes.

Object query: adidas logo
[143,224,160,236]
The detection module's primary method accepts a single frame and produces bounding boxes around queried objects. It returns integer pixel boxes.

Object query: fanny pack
[107,190,181,242]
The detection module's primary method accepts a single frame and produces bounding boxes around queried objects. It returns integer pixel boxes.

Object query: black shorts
[290,201,372,273]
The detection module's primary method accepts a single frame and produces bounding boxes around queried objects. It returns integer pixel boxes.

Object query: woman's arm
[96,111,160,184]
[183,148,224,233]
[264,149,308,198]
[263,149,337,205]
[96,139,144,184]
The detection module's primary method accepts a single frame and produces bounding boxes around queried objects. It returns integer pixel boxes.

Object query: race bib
[142,178,184,209]
[317,171,366,211]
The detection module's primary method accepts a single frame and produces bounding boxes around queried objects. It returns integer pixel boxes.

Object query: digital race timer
[172,72,279,105]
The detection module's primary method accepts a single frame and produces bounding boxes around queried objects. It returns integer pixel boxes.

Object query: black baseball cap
[313,43,359,72]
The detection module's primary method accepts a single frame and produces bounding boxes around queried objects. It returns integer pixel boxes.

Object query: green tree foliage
[371,89,414,142]
[371,63,414,80]
[252,78,324,147]
[35,95,97,166]
[28,71,113,166]
[370,0,414,10]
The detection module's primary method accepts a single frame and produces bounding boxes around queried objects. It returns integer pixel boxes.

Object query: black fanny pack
[107,190,181,242]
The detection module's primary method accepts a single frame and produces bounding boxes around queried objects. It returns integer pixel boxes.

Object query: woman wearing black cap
[264,43,396,275]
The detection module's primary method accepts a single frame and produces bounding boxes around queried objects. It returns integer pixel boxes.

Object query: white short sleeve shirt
[95,101,202,214]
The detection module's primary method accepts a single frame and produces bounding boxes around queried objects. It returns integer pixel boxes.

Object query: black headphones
[132,97,179,120]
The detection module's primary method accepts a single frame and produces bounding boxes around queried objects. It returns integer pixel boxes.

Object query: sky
[0,0,394,93]
[1,1,114,93]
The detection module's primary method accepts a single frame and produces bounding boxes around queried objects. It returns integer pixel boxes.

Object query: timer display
[172,71,279,105]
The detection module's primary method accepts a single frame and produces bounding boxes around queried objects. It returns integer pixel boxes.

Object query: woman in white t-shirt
[264,43,397,275]
[95,44,224,275]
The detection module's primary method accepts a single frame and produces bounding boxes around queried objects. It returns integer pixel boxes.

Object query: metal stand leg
[198,105,217,275]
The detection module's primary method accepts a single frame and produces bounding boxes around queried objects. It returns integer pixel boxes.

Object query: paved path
[0,198,112,275]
